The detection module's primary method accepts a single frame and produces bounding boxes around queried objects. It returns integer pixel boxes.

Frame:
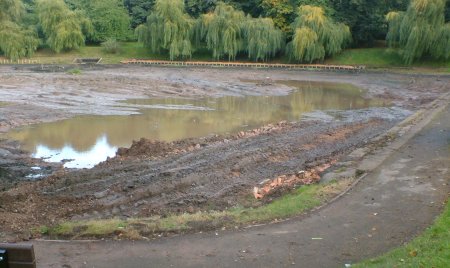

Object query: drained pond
[5,81,386,168]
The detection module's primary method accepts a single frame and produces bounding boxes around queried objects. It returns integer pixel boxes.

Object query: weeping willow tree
[431,23,450,60]
[386,0,449,64]
[136,0,194,60]
[244,16,284,61]
[385,11,404,48]
[37,0,92,53]
[287,5,351,63]
[288,27,325,63]
[195,2,247,61]
[0,0,39,60]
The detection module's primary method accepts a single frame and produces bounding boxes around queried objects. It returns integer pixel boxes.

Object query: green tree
[386,0,449,64]
[287,5,351,63]
[195,2,247,60]
[259,0,295,33]
[331,0,409,46]
[244,16,284,61]
[136,0,194,60]
[0,0,39,60]
[124,0,155,29]
[294,0,333,15]
[185,0,218,17]
[446,0,450,21]
[226,0,262,17]
[0,0,23,21]
[37,0,92,53]
[66,0,131,43]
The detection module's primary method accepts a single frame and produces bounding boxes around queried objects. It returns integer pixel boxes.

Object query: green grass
[5,43,449,72]
[66,68,82,75]
[325,48,450,71]
[40,179,351,239]
[31,42,157,64]
[355,199,450,268]
[325,48,405,67]
[30,42,235,64]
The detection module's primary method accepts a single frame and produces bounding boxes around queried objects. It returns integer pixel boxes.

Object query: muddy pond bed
[4,81,384,169]
[0,66,448,241]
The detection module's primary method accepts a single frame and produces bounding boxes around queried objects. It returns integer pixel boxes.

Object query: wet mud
[0,65,448,240]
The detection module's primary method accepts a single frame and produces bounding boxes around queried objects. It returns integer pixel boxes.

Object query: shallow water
[5,81,386,168]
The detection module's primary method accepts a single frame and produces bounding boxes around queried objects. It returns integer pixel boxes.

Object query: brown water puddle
[5,81,385,168]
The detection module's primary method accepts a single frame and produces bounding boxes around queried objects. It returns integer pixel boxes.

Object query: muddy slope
[51,119,393,213]
[0,117,393,237]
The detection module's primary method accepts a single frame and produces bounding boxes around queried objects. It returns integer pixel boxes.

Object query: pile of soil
[113,121,291,160]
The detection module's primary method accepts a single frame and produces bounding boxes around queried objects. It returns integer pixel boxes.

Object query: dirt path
[31,94,450,267]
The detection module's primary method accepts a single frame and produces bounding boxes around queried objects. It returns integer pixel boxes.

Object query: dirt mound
[111,122,292,161]
[117,139,176,158]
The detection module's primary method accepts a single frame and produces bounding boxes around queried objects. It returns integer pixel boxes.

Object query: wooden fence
[120,59,365,72]
[0,59,41,64]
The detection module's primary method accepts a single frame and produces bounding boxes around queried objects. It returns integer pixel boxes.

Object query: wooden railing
[0,59,40,64]
[120,59,365,72]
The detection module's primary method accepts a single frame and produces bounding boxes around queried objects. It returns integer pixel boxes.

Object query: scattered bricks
[253,161,336,199]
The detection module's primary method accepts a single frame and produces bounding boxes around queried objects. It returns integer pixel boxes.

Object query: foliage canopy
[244,16,284,61]
[386,0,449,64]
[195,2,246,60]
[66,0,131,43]
[37,0,92,53]
[136,0,194,60]
[287,5,351,63]
[0,0,39,60]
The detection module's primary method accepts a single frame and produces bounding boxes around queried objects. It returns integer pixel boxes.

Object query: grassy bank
[36,178,353,240]
[30,42,157,64]
[325,48,450,71]
[28,43,221,64]
[355,199,450,267]
[6,43,449,72]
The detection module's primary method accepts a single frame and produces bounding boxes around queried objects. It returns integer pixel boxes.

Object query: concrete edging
[245,91,450,229]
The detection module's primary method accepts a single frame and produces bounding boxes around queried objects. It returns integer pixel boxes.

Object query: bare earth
[0,65,449,265]
[33,96,450,268]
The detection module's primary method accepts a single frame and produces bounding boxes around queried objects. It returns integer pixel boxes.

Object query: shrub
[101,38,121,54]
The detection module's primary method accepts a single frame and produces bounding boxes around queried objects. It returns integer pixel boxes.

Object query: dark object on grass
[0,244,35,268]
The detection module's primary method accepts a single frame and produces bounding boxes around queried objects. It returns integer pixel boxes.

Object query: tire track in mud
[1,67,448,240]
[1,118,395,229]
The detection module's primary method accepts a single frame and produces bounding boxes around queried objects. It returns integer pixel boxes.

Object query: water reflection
[5,81,384,168]
[33,135,117,168]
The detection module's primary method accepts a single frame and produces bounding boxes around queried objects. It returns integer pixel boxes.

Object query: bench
[0,244,35,268]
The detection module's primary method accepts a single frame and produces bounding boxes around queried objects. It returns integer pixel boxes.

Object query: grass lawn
[325,48,450,71]
[355,199,450,267]
[36,178,352,240]
[4,43,449,72]
[30,42,239,64]
[31,42,161,64]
